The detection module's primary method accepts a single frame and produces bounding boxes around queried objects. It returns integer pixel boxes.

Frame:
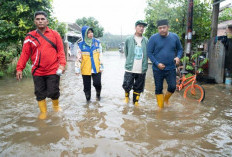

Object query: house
[208,20,232,83]
[217,20,232,36]
[64,23,82,60]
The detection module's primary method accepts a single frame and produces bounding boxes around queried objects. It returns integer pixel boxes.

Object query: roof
[218,20,232,29]
[217,20,232,36]
[66,23,81,37]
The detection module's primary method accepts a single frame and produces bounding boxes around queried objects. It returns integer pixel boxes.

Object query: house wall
[208,39,225,83]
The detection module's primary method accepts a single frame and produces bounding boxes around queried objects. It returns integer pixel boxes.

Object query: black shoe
[96,93,101,101]
[85,93,91,101]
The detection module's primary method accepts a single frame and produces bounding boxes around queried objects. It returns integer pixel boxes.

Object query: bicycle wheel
[183,84,205,102]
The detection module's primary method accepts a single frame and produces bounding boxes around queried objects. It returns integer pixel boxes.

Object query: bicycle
[176,66,205,102]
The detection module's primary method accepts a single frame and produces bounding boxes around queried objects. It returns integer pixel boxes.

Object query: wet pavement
[0,51,232,156]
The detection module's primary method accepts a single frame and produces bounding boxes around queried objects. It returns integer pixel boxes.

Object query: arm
[124,39,128,57]
[174,35,183,65]
[16,36,32,80]
[176,36,183,59]
[147,36,159,66]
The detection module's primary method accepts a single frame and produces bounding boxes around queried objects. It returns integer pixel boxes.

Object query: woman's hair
[88,28,94,33]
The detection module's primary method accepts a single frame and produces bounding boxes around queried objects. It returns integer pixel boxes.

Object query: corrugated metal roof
[218,20,232,29]
[66,23,81,37]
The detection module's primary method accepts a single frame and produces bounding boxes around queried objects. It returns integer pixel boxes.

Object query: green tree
[75,17,104,38]
[0,0,66,77]
[100,33,129,50]
[219,8,232,23]
[0,0,54,52]
[55,22,67,38]
[145,0,212,48]
[0,0,66,52]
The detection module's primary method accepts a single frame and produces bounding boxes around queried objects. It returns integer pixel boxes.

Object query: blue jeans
[153,69,176,94]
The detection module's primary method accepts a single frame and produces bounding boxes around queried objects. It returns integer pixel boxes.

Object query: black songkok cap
[157,19,169,27]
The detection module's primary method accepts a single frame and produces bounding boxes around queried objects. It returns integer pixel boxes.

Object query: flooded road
[0,51,232,156]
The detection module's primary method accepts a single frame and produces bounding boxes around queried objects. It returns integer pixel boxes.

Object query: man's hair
[34,11,48,18]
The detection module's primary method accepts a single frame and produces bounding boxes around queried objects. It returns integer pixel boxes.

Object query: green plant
[22,62,32,77]
[0,0,55,50]
[219,8,232,23]
[0,70,4,77]
[0,0,65,78]
[6,56,31,77]
[181,51,208,77]
[6,56,18,76]
[0,50,15,71]
[54,22,67,39]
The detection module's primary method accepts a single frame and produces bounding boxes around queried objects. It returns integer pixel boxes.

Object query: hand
[16,71,23,80]
[158,63,165,70]
[174,57,180,65]
[75,67,80,76]
[59,65,65,73]
[100,64,104,73]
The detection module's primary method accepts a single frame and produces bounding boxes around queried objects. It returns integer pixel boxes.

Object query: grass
[4,56,32,77]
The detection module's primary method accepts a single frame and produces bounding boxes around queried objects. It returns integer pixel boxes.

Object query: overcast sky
[52,0,147,35]
[52,0,231,35]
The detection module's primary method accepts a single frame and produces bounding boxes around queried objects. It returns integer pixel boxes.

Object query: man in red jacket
[16,11,66,119]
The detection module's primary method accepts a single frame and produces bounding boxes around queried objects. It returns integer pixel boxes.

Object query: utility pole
[182,0,194,73]
[211,0,220,38]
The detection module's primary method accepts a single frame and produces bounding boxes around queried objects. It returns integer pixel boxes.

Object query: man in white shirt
[122,20,148,106]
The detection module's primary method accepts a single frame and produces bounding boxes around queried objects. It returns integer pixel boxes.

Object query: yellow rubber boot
[133,92,140,106]
[156,94,164,109]
[52,99,62,112]
[164,91,173,105]
[38,99,47,119]
[124,92,130,103]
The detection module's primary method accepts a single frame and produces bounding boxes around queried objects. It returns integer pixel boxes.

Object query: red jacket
[16,27,66,76]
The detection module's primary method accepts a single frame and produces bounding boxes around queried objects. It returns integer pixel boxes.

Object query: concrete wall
[208,39,226,83]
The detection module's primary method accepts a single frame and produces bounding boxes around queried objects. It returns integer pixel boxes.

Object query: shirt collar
[36,27,50,34]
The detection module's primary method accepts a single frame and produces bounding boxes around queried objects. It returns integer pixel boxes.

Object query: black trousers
[82,73,102,96]
[122,72,146,93]
[33,75,60,101]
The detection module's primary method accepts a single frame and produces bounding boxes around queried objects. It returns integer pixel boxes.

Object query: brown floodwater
[0,51,232,157]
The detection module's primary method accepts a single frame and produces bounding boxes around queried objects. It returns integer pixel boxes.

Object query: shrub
[0,50,31,77]
[6,56,31,77]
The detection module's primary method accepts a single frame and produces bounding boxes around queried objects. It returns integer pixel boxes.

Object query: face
[135,24,145,36]
[34,14,48,29]
[87,29,94,39]
[158,25,169,36]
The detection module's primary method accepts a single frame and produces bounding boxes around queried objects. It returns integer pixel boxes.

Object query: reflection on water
[0,51,232,156]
